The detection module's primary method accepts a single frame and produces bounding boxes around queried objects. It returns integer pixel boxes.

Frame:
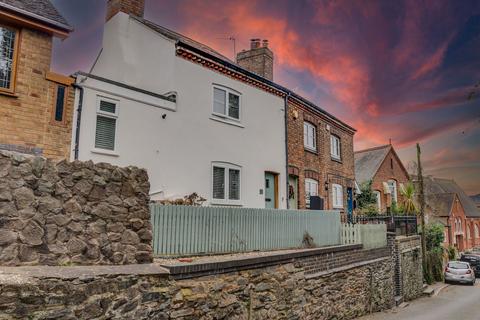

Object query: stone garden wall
[396,235,423,301]
[0,245,394,320]
[0,150,153,266]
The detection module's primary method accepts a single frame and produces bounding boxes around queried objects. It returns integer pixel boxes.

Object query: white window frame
[212,85,242,122]
[305,178,318,208]
[303,122,317,151]
[330,134,341,160]
[93,96,119,154]
[332,183,343,209]
[387,179,398,203]
[211,162,242,206]
[373,190,381,212]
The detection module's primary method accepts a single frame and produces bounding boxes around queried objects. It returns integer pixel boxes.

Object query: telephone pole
[416,143,428,281]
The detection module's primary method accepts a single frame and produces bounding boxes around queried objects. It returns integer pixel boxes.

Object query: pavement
[357,281,480,320]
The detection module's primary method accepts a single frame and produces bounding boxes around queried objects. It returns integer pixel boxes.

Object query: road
[357,282,480,320]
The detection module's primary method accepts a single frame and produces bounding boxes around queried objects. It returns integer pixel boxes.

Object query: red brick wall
[371,149,409,213]
[287,100,355,212]
[0,27,74,159]
[106,0,145,21]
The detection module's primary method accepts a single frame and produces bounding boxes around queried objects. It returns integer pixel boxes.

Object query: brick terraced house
[354,144,410,213]
[422,176,480,251]
[0,0,74,159]
[71,0,356,210]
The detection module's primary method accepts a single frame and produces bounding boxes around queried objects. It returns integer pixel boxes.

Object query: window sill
[304,147,318,155]
[91,148,119,157]
[0,91,18,98]
[331,156,342,163]
[333,206,344,210]
[209,116,244,128]
[211,201,243,207]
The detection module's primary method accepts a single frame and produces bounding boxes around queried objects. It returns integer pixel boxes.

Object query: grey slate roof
[133,16,233,63]
[354,145,391,184]
[423,176,480,218]
[0,0,71,31]
[425,193,455,217]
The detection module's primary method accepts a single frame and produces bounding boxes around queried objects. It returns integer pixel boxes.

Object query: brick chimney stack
[237,38,274,81]
[106,0,145,22]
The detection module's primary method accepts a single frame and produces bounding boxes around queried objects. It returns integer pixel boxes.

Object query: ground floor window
[332,184,343,209]
[212,162,241,205]
[305,178,318,208]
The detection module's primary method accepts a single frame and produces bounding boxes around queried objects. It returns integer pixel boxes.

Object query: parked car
[444,261,476,285]
[460,253,480,277]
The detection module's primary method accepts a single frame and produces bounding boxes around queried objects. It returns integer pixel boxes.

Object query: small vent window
[95,97,119,151]
[54,85,66,122]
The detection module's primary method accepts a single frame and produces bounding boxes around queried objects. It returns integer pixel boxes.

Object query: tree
[400,182,418,215]
[356,180,379,216]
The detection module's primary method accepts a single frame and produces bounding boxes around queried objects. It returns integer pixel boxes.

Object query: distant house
[354,144,409,213]
[422,177,480,251]
[0,0,74,159]
[71,0,355,210]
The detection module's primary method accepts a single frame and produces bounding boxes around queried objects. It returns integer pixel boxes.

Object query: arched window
[475,225,479,239]
[467,224,471,239]
[373,190,381,212]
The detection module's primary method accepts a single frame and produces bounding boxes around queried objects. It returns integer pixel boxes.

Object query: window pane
[95,116,116,150]
[0,27,16,90]
[228,93,240,119]
[213,88,226,115]
[54,85,66,121]
[212,166,225,199]
[229,169,240,200]
[99,100,117,114]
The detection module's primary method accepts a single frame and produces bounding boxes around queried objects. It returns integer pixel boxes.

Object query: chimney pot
[250,38,261,49]
[262,39,269,47]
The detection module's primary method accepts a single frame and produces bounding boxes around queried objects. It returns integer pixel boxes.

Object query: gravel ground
[154,247,318,266]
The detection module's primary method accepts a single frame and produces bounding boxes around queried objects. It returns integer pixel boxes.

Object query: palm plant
[400,181,418,215]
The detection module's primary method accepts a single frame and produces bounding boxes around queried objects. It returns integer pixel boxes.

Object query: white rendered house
[71,0,288,208]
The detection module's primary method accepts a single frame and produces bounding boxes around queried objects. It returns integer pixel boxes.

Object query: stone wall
[0,245,394,320]
[391,235,423,302]
[0,151,152,266]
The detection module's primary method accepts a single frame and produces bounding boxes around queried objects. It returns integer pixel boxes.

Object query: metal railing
[150,205,341,256]
[353,215,417,236]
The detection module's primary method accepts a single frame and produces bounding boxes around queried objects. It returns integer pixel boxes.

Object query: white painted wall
[72,13,287,208]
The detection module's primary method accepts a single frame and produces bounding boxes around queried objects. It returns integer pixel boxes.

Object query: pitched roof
[131,16,356,133]
[354,145,391,184]
[0,0,72,31]
[422,176,480,218]
[425,193,455,217]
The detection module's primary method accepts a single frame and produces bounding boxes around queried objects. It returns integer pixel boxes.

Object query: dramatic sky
[51,0,480,195]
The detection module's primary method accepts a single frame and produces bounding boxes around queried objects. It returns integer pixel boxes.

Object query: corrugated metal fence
[150,205,341,256]
[341,223,387,250]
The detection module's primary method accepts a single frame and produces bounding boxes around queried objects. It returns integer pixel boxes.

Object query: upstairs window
[305,178,318,208]
[53,85,67,122]
[373,190,381,212]
[0,25,19,93]
[330,134,341,160]
[303,122,316,151]
[387,179,397,203]
[332,183,343,209]
[95,97,118,151]
[212,162,241,205]
[213,86,240,120]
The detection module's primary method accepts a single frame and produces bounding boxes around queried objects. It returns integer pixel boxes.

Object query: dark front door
[347,187,353,222]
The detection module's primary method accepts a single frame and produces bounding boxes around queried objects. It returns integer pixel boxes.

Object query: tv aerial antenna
[217,36,236,62]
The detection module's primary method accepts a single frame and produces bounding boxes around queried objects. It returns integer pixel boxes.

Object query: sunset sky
[50,0,480,195]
